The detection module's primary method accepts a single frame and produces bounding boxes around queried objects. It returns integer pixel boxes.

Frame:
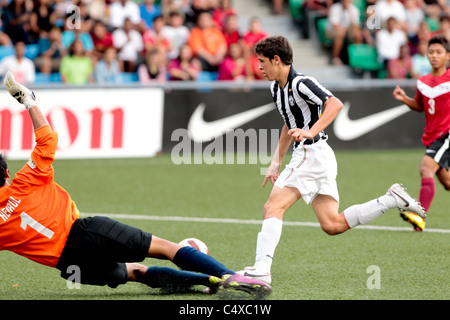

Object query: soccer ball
[179,238,209,255]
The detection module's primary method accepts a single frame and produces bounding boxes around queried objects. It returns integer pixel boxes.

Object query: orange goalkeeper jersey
[0,125,79,267]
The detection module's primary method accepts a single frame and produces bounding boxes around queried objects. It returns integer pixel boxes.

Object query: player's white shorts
[275,139,339,204]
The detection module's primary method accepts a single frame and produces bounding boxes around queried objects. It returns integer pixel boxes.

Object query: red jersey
[0,126,79,267]
[415,68,450,146]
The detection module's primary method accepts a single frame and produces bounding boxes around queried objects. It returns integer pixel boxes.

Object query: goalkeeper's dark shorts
[56,216,152,288]
[426,132,450,170]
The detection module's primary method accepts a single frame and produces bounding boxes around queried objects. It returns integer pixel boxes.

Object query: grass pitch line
[80,213,450,234]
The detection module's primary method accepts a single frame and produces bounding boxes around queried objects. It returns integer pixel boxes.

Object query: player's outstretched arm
[28,106,49,131]
[5,71,57,173]
[4,71,49,130]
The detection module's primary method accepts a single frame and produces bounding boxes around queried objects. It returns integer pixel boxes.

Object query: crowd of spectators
[2,0,447,84]
[0,0,270,85]
[317,0,450,78]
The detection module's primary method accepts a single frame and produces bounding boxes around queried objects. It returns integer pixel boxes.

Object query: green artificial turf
[1,150,449,302]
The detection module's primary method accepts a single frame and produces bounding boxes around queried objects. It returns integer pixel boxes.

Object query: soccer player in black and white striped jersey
[237,36,426,285]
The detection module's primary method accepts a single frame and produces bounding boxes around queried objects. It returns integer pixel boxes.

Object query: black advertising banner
[163,88,278,154]
[163,86,425,155]
[329,88,424,150]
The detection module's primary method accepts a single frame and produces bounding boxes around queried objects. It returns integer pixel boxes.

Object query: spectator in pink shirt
[218,42,246,80]
[168,44,201,81]
[138,48,168,83]
[387,44,419,79]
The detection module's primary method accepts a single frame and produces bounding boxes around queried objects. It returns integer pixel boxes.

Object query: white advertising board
[0,88,164,159]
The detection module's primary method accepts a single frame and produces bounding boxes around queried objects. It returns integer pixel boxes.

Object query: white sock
[344,194,396,229]
[253,217,283,274]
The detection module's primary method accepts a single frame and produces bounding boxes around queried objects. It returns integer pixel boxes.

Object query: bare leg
[437,167,450,190]
[312,194,349,235]
[125,237,181,281]
[126,262,148,280]
[420,155,440,178]
[147,235,183,260]
[263,185,301,220]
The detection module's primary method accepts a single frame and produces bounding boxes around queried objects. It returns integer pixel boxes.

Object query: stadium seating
[119,72,139,83]
[0,45,14,60]
[4,0,441,84]
[197,71,218,82]
[425,16,440,32]
[352,0,367,21]
[288,0,306,22]
[0,44,40,61]
[34,72,63,84]
[34,72,50,84]
[347,44,384,70]
[316,18,333,47]
[25,44,40,60]
[50,72,61,82]
[347,43,385,77]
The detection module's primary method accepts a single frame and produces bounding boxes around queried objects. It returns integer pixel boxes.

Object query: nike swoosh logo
[187,103,274,142]
[391,190,410,208]
[333,102,410,141]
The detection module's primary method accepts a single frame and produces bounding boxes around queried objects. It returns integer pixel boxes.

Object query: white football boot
[388,183,427,219]
[236,266,272,285]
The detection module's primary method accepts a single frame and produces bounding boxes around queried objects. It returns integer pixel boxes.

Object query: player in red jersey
[0,71,272,298]
[393,34,450,231]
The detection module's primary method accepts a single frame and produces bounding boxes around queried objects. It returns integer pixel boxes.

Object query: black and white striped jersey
[270,67,333,149]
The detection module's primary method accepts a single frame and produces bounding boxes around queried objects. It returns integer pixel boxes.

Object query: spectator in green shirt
[60,39,93,85]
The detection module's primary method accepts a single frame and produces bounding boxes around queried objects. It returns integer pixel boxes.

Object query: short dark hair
[0,154,8,187]
[255,35,293,65]
[428,34,450,52]
[152,15,164,23]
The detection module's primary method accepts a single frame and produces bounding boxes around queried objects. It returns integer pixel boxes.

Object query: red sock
[419,177,435,212]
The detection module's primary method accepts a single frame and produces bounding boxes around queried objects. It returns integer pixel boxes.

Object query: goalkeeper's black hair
[0,154,8,187]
